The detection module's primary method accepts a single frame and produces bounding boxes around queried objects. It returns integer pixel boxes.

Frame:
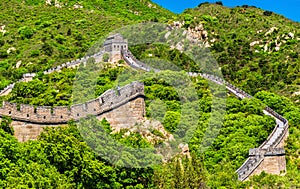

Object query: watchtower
[103,33,128,62]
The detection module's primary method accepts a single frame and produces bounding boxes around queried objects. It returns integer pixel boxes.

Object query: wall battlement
[0,34,289,180]
[122,48,289,182]
[0,81,144,124]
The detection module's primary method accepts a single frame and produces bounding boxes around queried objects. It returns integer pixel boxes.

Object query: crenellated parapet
[249,148,285,156]
[122,48,289,182]
[0,34,289,180]
[0,81,144,124]
[43,51,104,74]
[0,51,104,97]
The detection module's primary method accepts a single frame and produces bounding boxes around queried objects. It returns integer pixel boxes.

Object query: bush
[42,43,53,56]
[55,34,66,44]
[0,116,14,135]
[18,26,35,39]
[163,111,180,133]
[30,50,40,57]
[215,1,223,6]
[102,53,109,62]
[198,2,209,7]
[263,11,273,16]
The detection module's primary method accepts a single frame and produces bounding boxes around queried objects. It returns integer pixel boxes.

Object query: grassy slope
[0,1,300,188]
[180,4,300,105]
[0,0,173,88]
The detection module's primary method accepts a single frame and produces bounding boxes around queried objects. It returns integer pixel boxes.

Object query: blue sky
[152,0,300,22]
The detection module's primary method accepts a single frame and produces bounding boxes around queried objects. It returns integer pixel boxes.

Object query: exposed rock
[175,42,184,51]
[0,25,7,35]
[202,30,208,38]
[16,61,22,68]
[164,31,171,39]
[45,0,51,5]
[7,47,16,54]
[74,3,83,9]
[178,143,191,158]
[172,21,185,29]
[54,0,61,8]
[288,32,294,39]
[265,27,278,36]
[250,41,260,47]
[264,44,268,52]
[293,91,300,96]
[210,38,216,43]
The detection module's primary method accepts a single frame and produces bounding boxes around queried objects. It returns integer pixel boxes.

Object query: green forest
[0,0,300,188]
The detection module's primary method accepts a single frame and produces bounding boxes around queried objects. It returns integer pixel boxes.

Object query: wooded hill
[0,1,300,188]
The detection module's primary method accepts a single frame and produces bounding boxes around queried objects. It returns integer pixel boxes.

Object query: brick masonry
[0,82,146,142]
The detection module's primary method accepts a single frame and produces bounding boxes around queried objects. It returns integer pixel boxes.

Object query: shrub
[30,50,40,57]
[163,111,180,133]
[55,34,66,44]
[42,43,53,56]
[263,11,273,16]
[18,26,35,39]
[198,2,209,7]
[102,53,109,62]
[0,116,14,135]
[215,1,223,6]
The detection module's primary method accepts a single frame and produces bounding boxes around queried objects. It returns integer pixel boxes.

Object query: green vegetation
[0,0,173,89]
[180,3,300,105]
[0,0,300,188]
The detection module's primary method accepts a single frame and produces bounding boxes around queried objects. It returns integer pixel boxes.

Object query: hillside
[0,1,300,189]
[178,3,300,105]
[0,0,173,89]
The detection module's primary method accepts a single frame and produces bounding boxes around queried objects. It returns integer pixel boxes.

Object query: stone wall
[0,82,146,142]
[251,155,286,176]
[122,49,289,182]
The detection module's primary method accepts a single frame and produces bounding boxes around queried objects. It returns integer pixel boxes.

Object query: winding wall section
[0,36,289,181]
[0,51,104,96]
[0,81,145,142]
[121,49,289,181]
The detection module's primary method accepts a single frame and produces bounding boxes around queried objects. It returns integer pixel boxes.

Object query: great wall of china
[0,81,145,142]
[122,48,288,181]
[0,34,289,181]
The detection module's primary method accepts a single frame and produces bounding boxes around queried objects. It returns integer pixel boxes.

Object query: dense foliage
[0,0,300,188]
[179,3,300,105]
[0,0,172,89]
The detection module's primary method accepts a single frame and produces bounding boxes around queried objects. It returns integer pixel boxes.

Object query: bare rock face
[186,24,209,43]
[167,21,212,48]
[178,143,191,158]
